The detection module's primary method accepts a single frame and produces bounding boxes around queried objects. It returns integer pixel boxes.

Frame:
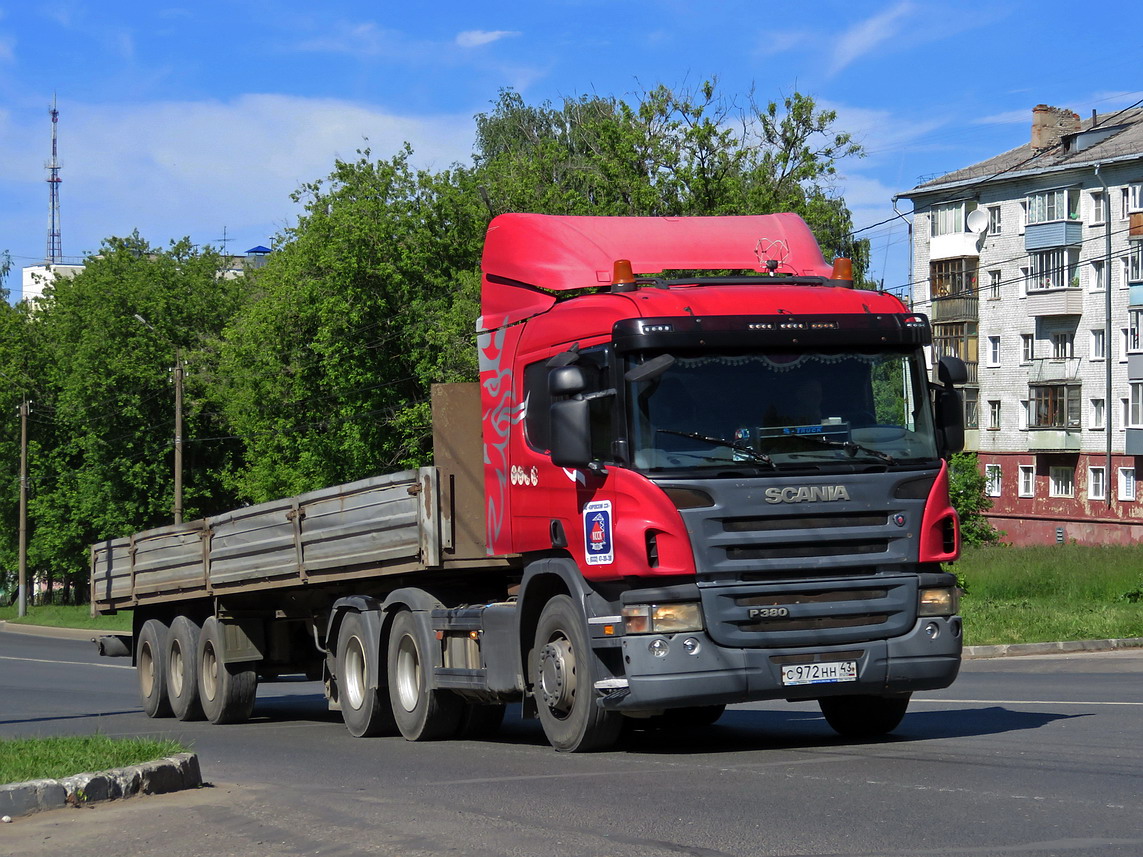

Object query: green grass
[953,544,1143,646]
[0,603,131,632]
[0,735,187,784]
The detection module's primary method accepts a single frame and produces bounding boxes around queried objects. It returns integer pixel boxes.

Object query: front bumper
[598,614,962,712]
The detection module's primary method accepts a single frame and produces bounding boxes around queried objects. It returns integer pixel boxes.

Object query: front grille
[726,540,890,561]
[724,513,887,532]
[740,613,890,633]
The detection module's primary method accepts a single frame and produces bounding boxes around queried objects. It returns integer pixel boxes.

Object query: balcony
[1028,357,1081,383]
[1026,429,1082,451]
[1025,220,1083,250]
[1026,287,1083,316]
[930,232,982,261]
[931,294,978,323]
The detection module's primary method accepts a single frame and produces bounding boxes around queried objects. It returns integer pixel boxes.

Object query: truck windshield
[626,350,939,472]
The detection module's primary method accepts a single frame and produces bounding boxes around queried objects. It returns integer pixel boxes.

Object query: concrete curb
[0,753,202,819]
[963,636,1143,659]
[0,620,104,641]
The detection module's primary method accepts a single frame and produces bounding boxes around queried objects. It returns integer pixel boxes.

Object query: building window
[1089,466,1107,501]
[1019,465,1035,497]
[985,464,1002,497]
[988,205,1002,235]
[1129,247,1143,284]
[988,400,1001,430]
[1091,398,1106,430]
[1027,187,1079,224]
[1051,331,1074,359]
[1130,183,1143,214]
[1092,190,1106,224]
[1119,467,1136,501]
[932,202,971,237]
[1022,334,1035,362]
[1129,310,1143,354]
[1091,259,1106,292]
[1020,399,1030,430]
[933,321,978,370]
[1028,248,1077,291]
[1049,465,1075,497]
[987,269,1001,299]
[1121,188,1131,220]
[1122,257,1131,289]
[930,257,978,297]
[986,336,1001,366]
[1029,385,1081,428]
[1091,329,1106,360]
[1122,397,1131,430]
[1130,383,1143,428]
[1122,329,1131,361]
[963,388,979,429]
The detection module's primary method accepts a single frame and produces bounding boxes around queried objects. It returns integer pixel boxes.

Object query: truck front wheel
[198,616,257,725]
[137,619,173,718]
[531,595,622,752]
[167,616,205,721]
[386,610,462,740]
[819,693,911,738]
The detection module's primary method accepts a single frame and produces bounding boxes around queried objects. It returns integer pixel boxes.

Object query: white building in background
[898,104,1143,546]
[21,263,85,303]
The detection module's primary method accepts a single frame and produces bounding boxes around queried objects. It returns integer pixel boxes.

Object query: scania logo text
[764,485,851,504]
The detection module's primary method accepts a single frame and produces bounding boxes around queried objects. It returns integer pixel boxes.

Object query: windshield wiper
[656,429,777,469]
[799,434,896,465]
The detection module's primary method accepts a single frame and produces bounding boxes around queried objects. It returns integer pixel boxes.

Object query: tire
[386,610,462,741]
[167,616,205,721]
[198,616,258,725]
[335,612,395,737]
[137,619,173,718]
[531,595,622,752]
[455,702,506,740]
[819,693,911,738]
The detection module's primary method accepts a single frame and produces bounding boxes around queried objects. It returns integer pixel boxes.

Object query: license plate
[781,660,858,686]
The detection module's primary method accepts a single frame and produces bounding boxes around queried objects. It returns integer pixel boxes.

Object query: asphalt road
[2,631,1142,857]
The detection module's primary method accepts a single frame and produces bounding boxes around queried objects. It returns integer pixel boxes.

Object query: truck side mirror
[550,398,593,468]
[933,355,967,456]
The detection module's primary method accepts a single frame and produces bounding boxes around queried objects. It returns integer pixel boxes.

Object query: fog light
[682,637,701,656]
[649,638,669,658]
[924,622,940,640]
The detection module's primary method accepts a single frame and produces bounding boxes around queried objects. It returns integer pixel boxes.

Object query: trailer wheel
[531,595,622,752]
[336,612,395,737]
[167,616,205,721]
[386,610,462,741]
[819,693,911,738]
[198,616,257,725]
[137,619,173,718]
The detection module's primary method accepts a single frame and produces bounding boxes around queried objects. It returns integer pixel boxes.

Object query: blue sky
[2,0,1141,301]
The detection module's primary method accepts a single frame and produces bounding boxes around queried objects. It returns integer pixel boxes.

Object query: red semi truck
[93,213,967,752]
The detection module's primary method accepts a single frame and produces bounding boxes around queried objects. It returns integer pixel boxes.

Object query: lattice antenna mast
[45,96,63,264]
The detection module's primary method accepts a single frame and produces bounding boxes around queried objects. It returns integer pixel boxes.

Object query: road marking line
[0,654,133,670]
[913,697,1143,707]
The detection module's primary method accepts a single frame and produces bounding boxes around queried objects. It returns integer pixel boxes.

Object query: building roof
[899,106,1143,200]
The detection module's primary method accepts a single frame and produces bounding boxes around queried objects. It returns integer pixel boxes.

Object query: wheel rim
[344,635,367,710]
[200,640,219,701]
[537,635,576,718]
[395,633,421,713]
[139,641,155,697]
[169,640,185,696]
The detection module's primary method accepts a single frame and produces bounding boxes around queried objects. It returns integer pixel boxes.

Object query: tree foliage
[0,82,870,597]
[948,452,1004,546]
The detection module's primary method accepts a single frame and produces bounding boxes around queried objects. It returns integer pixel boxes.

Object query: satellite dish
[966,209,989,234]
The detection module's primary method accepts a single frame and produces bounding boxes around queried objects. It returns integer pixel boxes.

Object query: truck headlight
[622,602,703,634]
[918,587,958,617]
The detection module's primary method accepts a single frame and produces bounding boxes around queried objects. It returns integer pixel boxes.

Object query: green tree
[21,235,244,598]
[948,452,1003,546]
[217,149,486,502]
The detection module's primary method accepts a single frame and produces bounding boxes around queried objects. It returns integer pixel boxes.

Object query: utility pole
[173,347,183,524]
[18,399,28,617]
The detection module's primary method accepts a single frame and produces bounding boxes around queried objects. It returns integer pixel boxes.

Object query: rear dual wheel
[197,616,257,724]
[387,610,463,741]
[137,619,173,718]
[167,616,204,721]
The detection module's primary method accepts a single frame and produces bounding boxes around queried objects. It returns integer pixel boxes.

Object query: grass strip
[0,735,187,784]
[954,543,1143,646]
[0,604,131,632]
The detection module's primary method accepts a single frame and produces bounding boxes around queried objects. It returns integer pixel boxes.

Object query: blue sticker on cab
[583,500,613,565]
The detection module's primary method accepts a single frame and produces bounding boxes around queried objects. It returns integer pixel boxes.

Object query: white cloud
[829,2,914,76]
[3,95,477,258]
[455,29,519,48]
